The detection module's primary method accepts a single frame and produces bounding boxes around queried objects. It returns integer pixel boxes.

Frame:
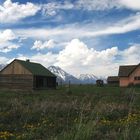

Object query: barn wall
[107,80,119,84]
[46,77,56,88]
[0,74,33,90]
[119,77,129,87]
[0,60,32,75]
[129,65,140,85]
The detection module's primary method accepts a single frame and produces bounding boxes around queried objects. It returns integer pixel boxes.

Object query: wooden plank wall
[0,74,33,90]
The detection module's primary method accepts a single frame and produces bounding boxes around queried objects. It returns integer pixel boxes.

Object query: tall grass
[0,85,140,139]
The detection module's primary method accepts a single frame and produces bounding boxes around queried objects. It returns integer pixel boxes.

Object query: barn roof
[107,76,119,81]
[16,59,56,77]
[118,64,138,77]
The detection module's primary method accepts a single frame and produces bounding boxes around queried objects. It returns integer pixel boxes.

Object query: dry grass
[0,85,140,140]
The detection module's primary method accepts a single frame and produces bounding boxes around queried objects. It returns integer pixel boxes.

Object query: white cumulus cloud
[0,29,16,43]
[55,39,119,75]
[0,29,20,53]
[120,45,140,64]
[29,39,139,77]
[32,39,55,50]
[19,39,119,76]
[119,0,140,10]
[0,44,20,53]
[0,0,40,23]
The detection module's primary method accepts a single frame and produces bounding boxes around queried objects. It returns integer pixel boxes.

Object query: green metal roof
[16,59,56,77]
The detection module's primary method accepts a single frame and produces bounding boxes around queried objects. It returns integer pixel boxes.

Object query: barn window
[134,76,140,80]
[35,76,47,88]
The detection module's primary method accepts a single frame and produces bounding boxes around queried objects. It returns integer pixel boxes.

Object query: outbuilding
[0,59,56,90]
[107,76,119,86]
[118,63,140,87]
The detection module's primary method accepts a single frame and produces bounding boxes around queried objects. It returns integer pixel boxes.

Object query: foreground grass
[0,85,140,140]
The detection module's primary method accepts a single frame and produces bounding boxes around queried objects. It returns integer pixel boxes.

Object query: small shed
[0,59,56,90]
[107,76,119,85]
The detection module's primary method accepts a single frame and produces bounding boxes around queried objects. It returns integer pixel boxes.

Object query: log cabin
[118,63,140,87]
[0,59,56,90]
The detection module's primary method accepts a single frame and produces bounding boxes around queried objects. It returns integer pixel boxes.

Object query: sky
[0,0,140,77]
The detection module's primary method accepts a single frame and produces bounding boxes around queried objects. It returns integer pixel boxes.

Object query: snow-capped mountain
[48,66,80,84]
[78,74,97,84]
[48,66,100,84]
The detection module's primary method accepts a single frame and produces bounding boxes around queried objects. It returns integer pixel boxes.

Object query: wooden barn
[0,59,56,90]
[107,76,119,86]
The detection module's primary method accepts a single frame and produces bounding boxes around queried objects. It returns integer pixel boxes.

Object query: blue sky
[0,0,140,76]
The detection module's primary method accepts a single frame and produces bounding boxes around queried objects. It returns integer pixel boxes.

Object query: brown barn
[118,63,140,87]
[107,76,119,85]
[0,59,56,90]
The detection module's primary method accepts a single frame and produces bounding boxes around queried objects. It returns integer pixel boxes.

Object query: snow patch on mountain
[78,74,97,84]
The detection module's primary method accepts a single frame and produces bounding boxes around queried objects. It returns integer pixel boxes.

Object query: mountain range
[48,66,97,84]
[48,66,80,84]
[78,74,97,84]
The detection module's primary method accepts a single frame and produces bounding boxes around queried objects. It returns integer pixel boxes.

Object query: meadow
[0,85,140,140]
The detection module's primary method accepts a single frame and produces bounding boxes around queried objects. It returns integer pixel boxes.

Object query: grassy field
[0,85,140,140]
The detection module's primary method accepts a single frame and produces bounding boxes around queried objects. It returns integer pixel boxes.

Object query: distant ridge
[78,74,96,84]
[48,66,98,84]
[48,66,80,84]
